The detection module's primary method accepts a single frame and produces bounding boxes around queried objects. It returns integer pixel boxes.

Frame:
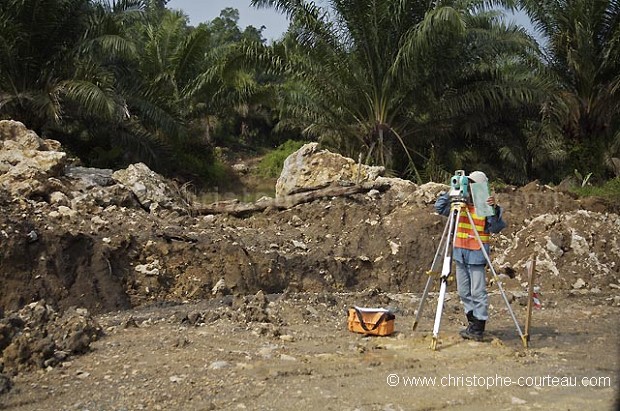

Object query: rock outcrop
[275,143,385,196]
[275,142,418,199]
[0,120,189,214]
[112,162,190,213]
[0,120,66,198]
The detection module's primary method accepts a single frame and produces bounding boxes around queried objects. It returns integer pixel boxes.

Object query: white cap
[468,171,488,183]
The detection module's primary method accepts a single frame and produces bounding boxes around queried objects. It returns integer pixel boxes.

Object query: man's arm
[434,193,450,216]
[486,205,506,233]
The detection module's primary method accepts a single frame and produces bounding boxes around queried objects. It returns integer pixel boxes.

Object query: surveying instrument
[412,170,525,350]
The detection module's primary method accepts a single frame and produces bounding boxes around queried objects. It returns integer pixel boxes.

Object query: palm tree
[126,10,207,135]
[519,0,620,179]
[0,0,172,168]
[1,0,92,131]
[0,0,143,133]
[250,0,546,182]
[407,4,554,183]
[195,8,277,148]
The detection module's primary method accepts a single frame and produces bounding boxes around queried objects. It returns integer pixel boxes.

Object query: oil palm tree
[424,7,566,183]
[251,0,545,182]
[0,0,173,168]
[0,0,142,134]
[519,0,620,178]
[0,0,203,169]
[1,0,94,131]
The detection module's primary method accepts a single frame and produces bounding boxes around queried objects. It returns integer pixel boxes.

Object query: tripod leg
[464,209,524,339]
[413,214,451,331]
[430,205,461,350]
[413,276,432,331]
[430,277,448,350]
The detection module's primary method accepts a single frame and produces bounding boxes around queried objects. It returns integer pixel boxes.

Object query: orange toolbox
[347,306,395,336]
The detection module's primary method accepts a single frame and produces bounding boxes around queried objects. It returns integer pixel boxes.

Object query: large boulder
[0,120,66,197]
[275,143,385,196]
[274,143,425,200]
[112,162,188,213]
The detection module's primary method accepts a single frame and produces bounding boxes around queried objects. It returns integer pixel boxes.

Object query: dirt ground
[1,132,619,410]
[1,289,618,411]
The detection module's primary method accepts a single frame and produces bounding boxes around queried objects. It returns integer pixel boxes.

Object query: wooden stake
[522,255,537,348]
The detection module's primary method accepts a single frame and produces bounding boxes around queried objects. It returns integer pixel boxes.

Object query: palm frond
[60,80,127,122]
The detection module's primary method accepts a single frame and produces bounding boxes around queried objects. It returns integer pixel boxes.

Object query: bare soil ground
[1,289,618,411]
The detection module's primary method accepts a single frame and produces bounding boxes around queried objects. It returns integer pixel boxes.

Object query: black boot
[467,311,475,324]
[475,318,486,340]
[461,318,485,342]
[459,311,474,338]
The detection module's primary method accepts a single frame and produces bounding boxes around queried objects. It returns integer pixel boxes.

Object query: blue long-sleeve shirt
[434,193,506,265]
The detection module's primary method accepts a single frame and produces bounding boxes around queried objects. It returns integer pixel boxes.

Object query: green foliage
[0,0,97,129]
[420,147,450,183]
[258,140,308,177]
[206,7,265,46]
[251,0,545,184]
[519,0,620,179]
[0,0,178,168]
[574,169,593,187]
[1,0,618,190]
[181,152,228,185]
[0,0,279,185]
[571,177,620,200]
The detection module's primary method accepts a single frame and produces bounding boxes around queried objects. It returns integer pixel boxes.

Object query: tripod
[412,199,524,350]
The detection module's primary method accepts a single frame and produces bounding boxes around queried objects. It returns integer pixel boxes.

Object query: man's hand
[487,196,497,207]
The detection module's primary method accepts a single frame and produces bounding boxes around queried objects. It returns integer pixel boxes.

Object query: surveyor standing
[434,171,506,341]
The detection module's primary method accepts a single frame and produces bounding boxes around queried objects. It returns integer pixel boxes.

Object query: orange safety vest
[454,205,490,250]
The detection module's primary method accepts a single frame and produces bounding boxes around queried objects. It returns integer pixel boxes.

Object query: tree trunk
[195,181,389,216]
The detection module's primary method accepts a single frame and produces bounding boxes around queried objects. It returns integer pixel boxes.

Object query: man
[434,171,506,341]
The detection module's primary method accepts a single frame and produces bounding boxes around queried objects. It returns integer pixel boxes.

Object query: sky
[167,1,539,43]
[167,0,290,42]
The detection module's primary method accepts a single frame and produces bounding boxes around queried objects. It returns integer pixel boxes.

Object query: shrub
[257,140,308,178]
[571,177,620,200]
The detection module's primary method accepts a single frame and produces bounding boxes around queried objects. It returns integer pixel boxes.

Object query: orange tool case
[347,306,395,336]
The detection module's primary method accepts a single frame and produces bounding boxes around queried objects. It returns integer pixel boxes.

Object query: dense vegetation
[1,0,618,188]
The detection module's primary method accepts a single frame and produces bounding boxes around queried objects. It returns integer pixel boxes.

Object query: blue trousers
[455,261,488,321]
